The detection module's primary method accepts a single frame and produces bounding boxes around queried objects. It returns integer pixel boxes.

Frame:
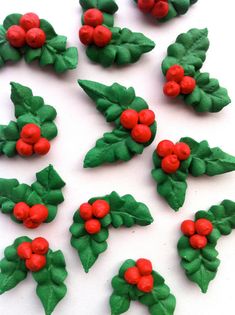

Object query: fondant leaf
[79,0,118,14]
[110,294,130,315]
[40,19,57,40]
[3,14,22,30]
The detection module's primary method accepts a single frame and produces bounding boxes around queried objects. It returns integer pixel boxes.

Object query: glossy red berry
[84,8,104,27]
[79,203,93,220]
[120,109,139,129]
[29,204,49,223]
[137,275,154,293]
[161,154,180,174]
[20,13,40,31]
[20,123,41,144]
[25,254,46,272]
[174,142,191,161]
[92,199,110,218]
[156,140,175,157]
[16,139,33,157]
[23,218,40,229]
[31,237,49,255]
[180,76,196,94]
[151,1,169,19]
[13,202,30,221]
[124,267,141,285]
[17,242,32,260]
[34,138,50,155]
[26,28,46,48]
[163,81,181,97]
[195,219,213,236]
[79,25,94,45]
[85,219,101,234]
[166,65,185,83]
[131,124,152,143]
[6,25,26,48]
[138,109,155,126]
[189,234,207,249]
[181,220,195,236]
[93,25,112,47]
[137,0,155,13]
[136,258,153,276]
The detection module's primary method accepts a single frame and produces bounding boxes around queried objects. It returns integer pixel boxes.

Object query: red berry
[20,13,40,31]
[181,220,195,236]
[79,25,94,45]
[25,254,46,272]
[189,234,207,249]
[34,138,50,155]
[131,124,152,143]
[20,123,41,144]
[17,242,32,260]
[161,154,180,174]
[84,8,104,27]
[156,140,174,157]
[180,76,196,94]
[136,258,153,276]
[29,204,49,223]
[92,200,110,218]
[120,109,139,129]
[151,1,169,19]
[16,139,33,157]
[195,219,213,236]
[31,237,49,255]
[93,25,112,47]
[13,202,30,221]
[137,0,155,13]
[138,109,155,126]
[79,203,93,220]
[26,28,46,48]
[85,219,101,234]
[124,266,141,285]
[6,25,26,48]
[174,142,191,161]
[23,218,41,229]
[137,275,154,293]
[166,65,185,83]
[163,81,181,97]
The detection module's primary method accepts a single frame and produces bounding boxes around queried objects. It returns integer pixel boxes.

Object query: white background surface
[0,0,234,314]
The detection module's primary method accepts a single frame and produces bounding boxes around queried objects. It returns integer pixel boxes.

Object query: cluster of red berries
[124,259,154,293]
[16,123,50,157]
[181,218,213,249]
[17,237,49,272]
[163,65,196,98]
[6,13,46,49]
[13,202,49,229]
[79,9,112,47]
[79,199,110,234]
[138,0,169,19]
[156,140,191,174]
[120,109,155,144]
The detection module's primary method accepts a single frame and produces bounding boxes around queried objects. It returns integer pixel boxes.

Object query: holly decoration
[79,0,155,67]
[152,137,235,211]
[0,13,78,73]
[0,236,67,315]
[0,164,65,228]
[178,200,235,293]
[162,28,231,112]
[70,191,153,272]
[78,80,157,168]
[110,258,176,315]
[134,0,198,23]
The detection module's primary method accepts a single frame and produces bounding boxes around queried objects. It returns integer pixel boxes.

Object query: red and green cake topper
[78,80,157,168]
[178,200,235,293]
[162,28,231,112]
[152,137,235,211]
[0,165,65,228]
[110,258,176,315]
[0,236,67,315]
[78,0,155,67]
[70,191,153,272]
[0,13,78,73]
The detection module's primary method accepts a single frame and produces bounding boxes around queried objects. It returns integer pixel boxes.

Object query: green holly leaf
[40,19,57,40]
[0,41,22,63]
[110,294,130,315]
[3,14,22,30]
[79,0,119,14]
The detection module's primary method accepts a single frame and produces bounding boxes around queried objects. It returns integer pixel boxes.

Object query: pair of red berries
[120,109,155,144]
[156,140,191,174]
[181,218,213,249]
[79,9,112,47]
[17,237,49,272]
[124,259,154,293]
[163,65,196,97]
[79,199,110,235]
[138,0,169,19]
[16,123,50,157]
[6,13,46,49]
[13,202,49,229]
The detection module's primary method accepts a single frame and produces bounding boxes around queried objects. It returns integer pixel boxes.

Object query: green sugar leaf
[80,0,119,14]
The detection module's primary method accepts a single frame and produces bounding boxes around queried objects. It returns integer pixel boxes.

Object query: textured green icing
[152,137,235,211]
[70,191,153,272]
[0,164,65,224]
[0,14,78,73]
[78,80,157,168]
[162,28,231,112]
[178,200,235,293]
[110,259,176,315]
